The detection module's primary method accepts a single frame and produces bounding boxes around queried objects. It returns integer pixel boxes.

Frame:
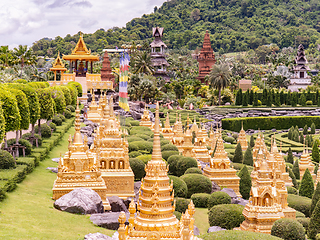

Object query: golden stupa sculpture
[171,114,185,153]
[50,51,67,81]
[190,116,199,134]
[161,112,174,141]
[140,106,153,128]
[239,156,285,234]
[192,123,211,163]
[52,100,110,210]
[92,95,134,199]
[118,102,198,240]
[252,132,269,160]
[208,128,218,156]
[182,127,194,158]
[203,133,241,197]
[237,122,248,151]
[87,90,102,123]
[299,139,316,181]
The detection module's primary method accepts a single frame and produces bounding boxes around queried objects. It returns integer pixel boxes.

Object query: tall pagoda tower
[150,27,170,79]
[237,123,248,151]
[162,112,174,141]
[101,51,115,84]
[52,101,110,210]
[196,30,216,84]
[118,102,198,240]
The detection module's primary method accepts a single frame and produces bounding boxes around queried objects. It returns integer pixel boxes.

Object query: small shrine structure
[203,134,241,196]
[237,123,248,151]
[299,141,316,180]
[49,52,67,81]
[87,90,102,123]
[171,114,184,153]
[288,44,311,91]
[192,124,211,163]
[139,106,152,128]
[150,27,170,79]
[117,102,198,240]
[182,128,194,158]
[52,101,110,210]
[196,30,216,84]
[162,113,174,141]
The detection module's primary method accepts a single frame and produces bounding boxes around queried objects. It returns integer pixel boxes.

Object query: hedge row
[0,117,74,201]
[222,116,320,132]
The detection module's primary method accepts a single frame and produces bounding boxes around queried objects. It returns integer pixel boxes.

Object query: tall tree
[238,165,251,200]
[13,45,37,77]
[299,168,314,199]
[312,141,320,163]
[287,147,294,164]
[243,146,253,166]
[311,182,320,216]
[233,143,243,163]
[132,51,154,75]
[293,159,300,180]
[208,64,231,105]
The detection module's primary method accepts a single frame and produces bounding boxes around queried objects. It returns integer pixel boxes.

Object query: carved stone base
[283,207,296,219]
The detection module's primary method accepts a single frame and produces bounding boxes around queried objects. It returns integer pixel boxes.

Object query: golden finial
[151,102,162,162]
[73,98,82,144]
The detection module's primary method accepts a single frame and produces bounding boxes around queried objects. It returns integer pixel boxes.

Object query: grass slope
[201,230,281,240]
[0,127,114,240]
[194,207,210,235]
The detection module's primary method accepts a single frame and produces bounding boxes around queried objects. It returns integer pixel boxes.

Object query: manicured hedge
[207,191,231,209]
[201,230,281,240]
[168,175,188,198]
[191,193,210,208]
[162,151,179,161]
[222,116,320,132]
[180,174,212,198]
[184,167,202,175]
[271,218,305,240]
[287,194,312,217]
[129,158,145,181]
[175,197,190,213]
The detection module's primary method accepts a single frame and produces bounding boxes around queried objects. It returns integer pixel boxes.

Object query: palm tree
[133,51,154,75]
[13,45,37,77]
[208,64,231,105]
[0,46,14,68]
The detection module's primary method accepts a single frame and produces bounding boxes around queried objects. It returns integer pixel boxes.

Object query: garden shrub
[175,157,198,177]
[135,134,150,141]
[287,194,312,217]
[57,113,66,122]
[49,122,57,132]
[129,158,145,181]
[184,167,202,175]
[162,151,179,161]
[129,141,153,154]
[293,160,300,180]
[136,154,152,164]
[271,218,305,240]
[21,133,42,146]
[173,211,182,220]
[308,199,320,239]
[207,191,231,209]
[127,136,144,143]
[243,146,253,166]
[191,193,210,208]
[288,168,298,189]
[129,120,140,126]
[299,168,314,199]
[16,139,32,156]
[35,123,51,138]
[52,116,62,126]
[160,139,171,147]
[287,186,298,195]
[208,204,245,229]
[175,197,190,213]
[180,174,212,198]
[238,165,252,200]
[64,109,72,119]
[233,143,243,163]
[224,136,235,144]
[295,211,305,218]
[297,218,309,232]
[287,147,294,164]
[161,144,179,152]
[168,155,182,175]
[68,81,82,97]
[66,105,75,112]
[128,142,139,152]
[128,151,142,158]
[311,182,320,216]
[0,150,15,169]
[168,175,188,198]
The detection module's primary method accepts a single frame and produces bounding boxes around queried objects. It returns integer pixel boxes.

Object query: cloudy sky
[0,0,166,48]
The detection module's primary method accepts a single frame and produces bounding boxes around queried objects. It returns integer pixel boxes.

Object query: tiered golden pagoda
[52,101,110,210]
[192,124,211,163]
[237,123,248,151]
[87,90,102,123]
[140,106,152,128]
[92,95,134,199]
[208,128,219,156]
[50,52,67,81]
[203,133,241,197]
[299,139,316,181]
[190,116,199,134]
[252,132,269,160]
[162,112,174,141]
[239,157,285,234]
[182,127,194,158]
[171,114,184,153]
[118,102,198,240]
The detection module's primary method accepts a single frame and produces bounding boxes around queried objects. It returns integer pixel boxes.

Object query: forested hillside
[32,0,320,57]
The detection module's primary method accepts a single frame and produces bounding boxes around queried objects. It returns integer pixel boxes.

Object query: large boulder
[194,226,200,236]
[90,212,130,230]
[207,226,226,233]
[84,233,114,240]
[134,181,141,200]
[211,181,221,193]
[54,188,104,214]
[107,196,128,212]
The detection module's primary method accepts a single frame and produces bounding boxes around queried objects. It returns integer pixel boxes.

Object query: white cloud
[0,0,166,48]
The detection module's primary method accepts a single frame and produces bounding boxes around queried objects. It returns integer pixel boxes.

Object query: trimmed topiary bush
[175,197,190,213]
[162,151,179,161]
[271,218,305,240]
[287,194,312,217]
[129,158,145,181]
[136,154,152,164]
[135,134,150,141]
[52,116,62,126]
[208,204,245,229]
[127,136,144,143]
[191,193,210,208]
[243,146,253,166]
[311,182,320,216]
[288,168,298,189]
[129,141,153,154]
[168,175,188,198]
[57,113,66,122]
[175,157,198,177]
[66,105,75,112]
[297,218,309,232]
[64,109,72,119]
[207,191,231,209]
[287,186,298,195]
[34,123,51,138]
[16,139,32,156]
[184,167,202,175]
[0,150,15,169]
[224,136,235,144]
[308,200,320,239]
[233,143,243,163]
[161,144,179,152]
[238,165,252,200]
[168,155,182,175]
[128,151,142,158]
[173,211,182,220]
[180,174,212,198]
[295,211,306,218]
[293,160,300,180]
[160,139,171,147]
[49,122,56,132]
[21,133,42,147]
[287,147,294,164]
[299,168,314,199]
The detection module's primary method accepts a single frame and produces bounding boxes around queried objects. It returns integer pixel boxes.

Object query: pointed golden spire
[73,98,82,144]
[165,112,170,128]
[151,102,162,162]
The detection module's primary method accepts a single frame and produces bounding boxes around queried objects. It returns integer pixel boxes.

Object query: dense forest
[32,0,320,57]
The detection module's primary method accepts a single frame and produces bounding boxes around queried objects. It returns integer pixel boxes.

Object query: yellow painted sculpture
[162,112,174,141]
[52,100,111,210]
[182,127,194,158]
[252,132,269,160]
[240,156,285,234]
[117,102,198,240]
[192,124,211,163]
[299,139,316,181]
[171,114,184,153]
[87,90,102,123]
[237,123,248,151]
[190,116,199,134]
[92,95,134,199]
[140,106,152,128]
[203,133,241,197]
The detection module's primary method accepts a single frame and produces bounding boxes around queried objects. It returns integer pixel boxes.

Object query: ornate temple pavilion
[48,33,113,98]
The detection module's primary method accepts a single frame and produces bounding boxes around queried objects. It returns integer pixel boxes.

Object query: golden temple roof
[50,52,67,72]
[62,33,99,61]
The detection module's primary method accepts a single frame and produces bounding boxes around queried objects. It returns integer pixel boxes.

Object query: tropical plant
[208,64,231,105]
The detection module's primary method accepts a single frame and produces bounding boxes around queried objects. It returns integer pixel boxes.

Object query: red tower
[197,30,216,84]
[101,51,115,85]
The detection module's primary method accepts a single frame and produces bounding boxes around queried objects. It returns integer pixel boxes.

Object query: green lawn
[194,207,210,235]
[0,126,114,240]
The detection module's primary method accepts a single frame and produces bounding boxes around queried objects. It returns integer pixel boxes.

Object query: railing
[61,73,76,81]
[86,73,101,81]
